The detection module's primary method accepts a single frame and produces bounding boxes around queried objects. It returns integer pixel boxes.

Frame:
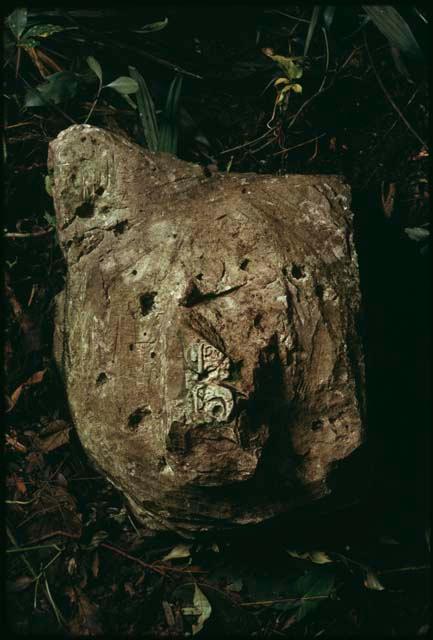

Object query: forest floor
[4,6,430,637]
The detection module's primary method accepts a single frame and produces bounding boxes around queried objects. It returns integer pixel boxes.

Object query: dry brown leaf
[24,484,82,543]
[36,426,71,452]
[5,434,27,453]
[68,588,103,635]
[39,419,70,435]
[15,476,27,494]
[8,575,35,592]
[6,369,47,413]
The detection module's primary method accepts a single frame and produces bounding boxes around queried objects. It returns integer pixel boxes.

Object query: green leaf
[43,211,56,227]
[105,76,139,95]
[87,56,103,84]
[6,8,28,40]
[226,578,243,593]
[304,6,321,57]
[363,6,423,59]
[323,6,336,30]
[128,66,159,151]
[19,37,41,49]
[132,18,168,33]
[267,54,303,81]
[22,24,66,39]
[294,565,335,621]
[118,93,137,110]
[162,544,191,561]
[159,74,183,154]
[24,71,79,107]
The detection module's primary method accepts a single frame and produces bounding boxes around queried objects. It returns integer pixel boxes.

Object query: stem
[84,81,102,124]
[7,526,38,578]
[7,543,61,553]
[363,31,427,149]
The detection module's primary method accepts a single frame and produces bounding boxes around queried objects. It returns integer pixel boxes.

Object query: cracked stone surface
[49,125,366,536]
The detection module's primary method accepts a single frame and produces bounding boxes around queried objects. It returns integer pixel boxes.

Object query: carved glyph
[185,341,234,423]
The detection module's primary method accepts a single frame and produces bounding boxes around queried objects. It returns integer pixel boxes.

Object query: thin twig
[378,564,430,575]
[5,121,35,129]
[379,85,423,143]
[273,132,326,156]
[284,25,330,133]
[220,128,276,155]
[60,11,202,80]
[240,595,329,607]
[5,227,54,239]
[363,31,427,149]
[7,526,38,579]
[100,542,167,576]
[265,9,311,25]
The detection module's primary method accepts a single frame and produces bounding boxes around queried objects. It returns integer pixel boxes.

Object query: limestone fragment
[49,125,366,536]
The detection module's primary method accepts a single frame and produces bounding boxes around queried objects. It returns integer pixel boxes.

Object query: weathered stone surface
[49,125,366,536]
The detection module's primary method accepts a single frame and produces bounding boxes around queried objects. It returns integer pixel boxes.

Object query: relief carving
[185,341,234,422]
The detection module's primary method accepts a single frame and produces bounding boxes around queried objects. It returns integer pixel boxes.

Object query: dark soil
[4,6,430,637]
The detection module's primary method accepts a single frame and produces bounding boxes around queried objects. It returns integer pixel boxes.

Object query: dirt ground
[4,6,430,636]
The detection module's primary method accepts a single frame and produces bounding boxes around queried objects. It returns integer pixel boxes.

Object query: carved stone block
[49,125,366,536]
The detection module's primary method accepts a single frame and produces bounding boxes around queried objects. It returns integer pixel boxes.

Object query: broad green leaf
[105,76,139,95]
[162,544,191,561]
[129,66,159,151]
[363,6,423,59]
[266,54,303,81]
[118,93,137,110]
[294,565,335,621]
[43,211,56,227]
[22,24,65,39]
[6,8,28,40]
[132,18,168,33]
[363,569,385,591]
[24,88,45,108]
[19,37,41,49]
[24,71,79,107]
[226,578,243,592]
[87,56,103,83]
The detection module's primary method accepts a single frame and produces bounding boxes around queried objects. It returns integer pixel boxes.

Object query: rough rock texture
[49,125,366,536]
